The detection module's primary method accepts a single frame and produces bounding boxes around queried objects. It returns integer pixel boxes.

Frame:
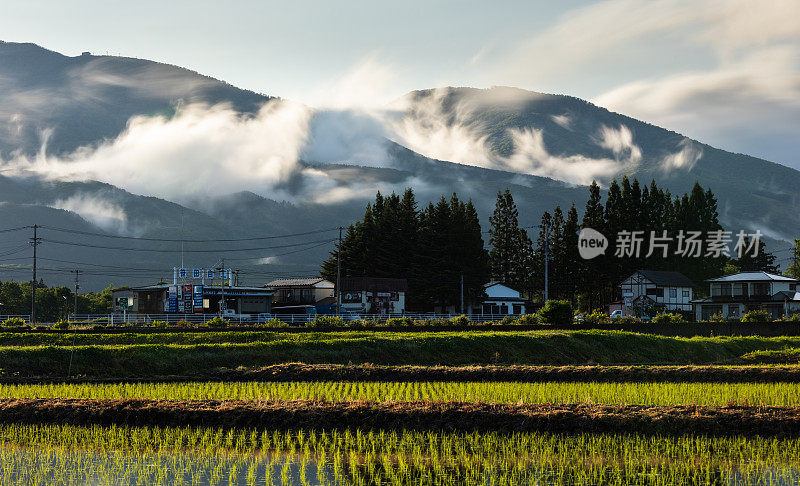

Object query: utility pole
[29,225,41,324]
[336,226,342,315]
[219,258,226,314]
[460,270,464,314]
[72,269,81,318]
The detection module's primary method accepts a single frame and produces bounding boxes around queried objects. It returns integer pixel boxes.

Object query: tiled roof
[266,278,332,287]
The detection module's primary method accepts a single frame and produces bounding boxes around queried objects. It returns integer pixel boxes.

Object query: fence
[56,312,519,326]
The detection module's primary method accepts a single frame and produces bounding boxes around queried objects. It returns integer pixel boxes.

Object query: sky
[1,0,798,167]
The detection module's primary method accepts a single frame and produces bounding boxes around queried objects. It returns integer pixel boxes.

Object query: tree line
[321,189,488,312]
[490,177,779,309]
[322,178,784,312]
[0,280,113,322]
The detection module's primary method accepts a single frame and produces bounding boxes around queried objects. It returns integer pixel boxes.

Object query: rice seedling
[0,423,798,485]
[2,380,800,406]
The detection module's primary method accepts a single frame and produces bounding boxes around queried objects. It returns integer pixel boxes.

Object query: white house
[479,282,530,315]
[616,270,694,316]
[692,271,800,320]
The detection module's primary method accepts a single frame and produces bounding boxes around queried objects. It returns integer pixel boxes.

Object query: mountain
[0,41,271,157]
[0,41,798,290]
[398,87,800,241]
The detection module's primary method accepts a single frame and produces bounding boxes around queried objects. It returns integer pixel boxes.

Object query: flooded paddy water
[1,423,799,485]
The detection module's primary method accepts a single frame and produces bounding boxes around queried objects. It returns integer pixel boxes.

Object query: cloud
[491,0,800,84]
[594,45,800,163]
[51,193,136,235]
[595,125,642,162]
[388,88,493,166]
[1,100,332,202]
[660,138,703,172]
[502,127,634,185]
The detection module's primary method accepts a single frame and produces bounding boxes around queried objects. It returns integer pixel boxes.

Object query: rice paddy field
[3,329,800,483]
[2,423,800,485]
[3,380,800,407]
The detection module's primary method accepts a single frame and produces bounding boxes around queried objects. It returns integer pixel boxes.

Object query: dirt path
[2,398,800,436]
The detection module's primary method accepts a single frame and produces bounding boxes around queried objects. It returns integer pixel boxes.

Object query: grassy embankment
[2,330,800,378]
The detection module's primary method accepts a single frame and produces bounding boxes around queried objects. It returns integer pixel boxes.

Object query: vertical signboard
[168,286,178,313]
[182,285,193,312]
[193,285,204,313]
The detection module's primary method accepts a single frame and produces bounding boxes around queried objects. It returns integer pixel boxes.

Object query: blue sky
[1,0,798,167]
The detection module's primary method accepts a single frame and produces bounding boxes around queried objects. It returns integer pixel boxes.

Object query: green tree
[786,239,800,279]
[488,189,532,293]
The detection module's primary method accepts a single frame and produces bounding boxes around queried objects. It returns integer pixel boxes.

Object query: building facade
[266,278,336,314]
[479,282,530,315]
[340,277,407,315]
[692,272,800,320]
[112,284,272,316]
[616,270,694,316]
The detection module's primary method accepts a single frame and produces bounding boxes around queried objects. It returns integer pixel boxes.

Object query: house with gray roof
[691,271,800,320]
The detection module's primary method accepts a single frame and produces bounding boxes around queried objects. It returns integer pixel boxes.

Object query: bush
[537,300,573,326]
[515,314,539,325]
[741,310,772,322]
[581,311,609,326]
[2,317,26,328]
[310,315,345,328]
[52,320,69,330]
[151,320,168,328]
[206,317,229,328]
[782,313,800,322]
[259,318,288,328]
[498,315,517,326]
[451,315,471,327]
[386,316,415,327]
[652,312,687,324]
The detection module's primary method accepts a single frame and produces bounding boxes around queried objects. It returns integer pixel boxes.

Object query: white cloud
[388,88,493,165]
[52,193,135,235]
[595,125,642,163]
[660,138,703,172]
[502,127,634,185]
[594,45,800,163]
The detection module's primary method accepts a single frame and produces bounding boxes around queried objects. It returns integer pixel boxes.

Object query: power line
[39,237,336,253]
[38,225,341,242]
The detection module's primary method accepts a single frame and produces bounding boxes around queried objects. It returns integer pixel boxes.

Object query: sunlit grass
[0,423,798,485]
[3,380,800,406]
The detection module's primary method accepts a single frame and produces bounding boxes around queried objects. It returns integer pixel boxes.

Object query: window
[646,288,664,298]
[791,284,797,291]
[752,283,770,296]
[702,305,723,321]
[683,290,690,298]
[712,284,731,297]
[669,288,677,298]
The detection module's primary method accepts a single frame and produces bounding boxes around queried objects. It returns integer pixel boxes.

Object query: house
[616,270,694,317]
[340,277,407,315]
[692,271,800,320]
[266,278,335,314]
[479,282,531,315]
